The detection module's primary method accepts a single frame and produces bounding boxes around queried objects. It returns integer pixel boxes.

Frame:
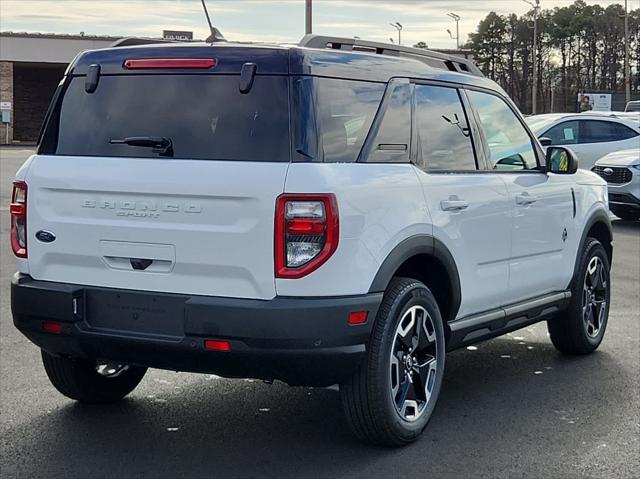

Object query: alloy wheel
[389,305,438,421]
[582,256,608,338]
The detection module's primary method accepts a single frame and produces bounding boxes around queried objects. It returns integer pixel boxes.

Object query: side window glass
[466,90,538,171]
[415,85,477,171]
[545,121,578,145]
[315,78,385,163]
[365,80,411,163]
[579,120,639,144]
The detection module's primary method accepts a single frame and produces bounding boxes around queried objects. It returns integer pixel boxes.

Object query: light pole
[390,22,403,45]
[305,0,312,35]
[524,0,540,114]
[624,0,631,105]
[447,12,461,50]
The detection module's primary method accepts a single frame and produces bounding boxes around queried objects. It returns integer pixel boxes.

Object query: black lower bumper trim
[609,192,640,209]
[11,274,382,386]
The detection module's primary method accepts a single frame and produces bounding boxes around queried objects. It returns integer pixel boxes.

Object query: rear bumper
[11,274,382,386]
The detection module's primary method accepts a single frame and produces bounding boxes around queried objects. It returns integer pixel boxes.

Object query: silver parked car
[592,149,640,221]
[526,113,640,170]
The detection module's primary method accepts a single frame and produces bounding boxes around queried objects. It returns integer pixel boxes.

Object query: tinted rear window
[54,75,290,161]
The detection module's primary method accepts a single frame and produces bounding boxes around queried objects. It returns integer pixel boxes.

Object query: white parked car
[593,149,640,221]
[626,100,640,112]
[11,35,614,446]
[526,113,640,170]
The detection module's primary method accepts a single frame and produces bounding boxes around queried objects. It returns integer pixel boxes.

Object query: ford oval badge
[35,230,56,243]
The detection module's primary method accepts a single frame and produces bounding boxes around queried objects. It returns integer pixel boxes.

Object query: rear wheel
[340,278,446,446]
[547,238,611,354]
[41,350,147,404]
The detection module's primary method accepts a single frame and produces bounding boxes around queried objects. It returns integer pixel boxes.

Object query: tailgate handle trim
[130,258,153,270]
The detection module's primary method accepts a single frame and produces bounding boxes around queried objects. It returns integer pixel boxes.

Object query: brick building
[0,32,120,144]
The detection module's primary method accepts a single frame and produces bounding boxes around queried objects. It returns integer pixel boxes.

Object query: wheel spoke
[412,356,436,402]
[396,376,411,410]
[594,299,607,332]
[587,257,601,289]
[397,308,416,349]
[597,266,607,292]
[418,312,436,350]
[390,353,401,398]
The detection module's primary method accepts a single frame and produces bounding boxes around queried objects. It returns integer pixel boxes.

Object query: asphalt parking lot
[0,147,638,478]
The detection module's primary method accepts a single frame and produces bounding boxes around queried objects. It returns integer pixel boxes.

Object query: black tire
[611,208,640,221]
[547,238,611,355]
[340,277,446,447]
[41,350,147,404]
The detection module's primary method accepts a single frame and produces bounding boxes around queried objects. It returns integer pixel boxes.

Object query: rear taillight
[10,181,27,258]
[275,194,339,279]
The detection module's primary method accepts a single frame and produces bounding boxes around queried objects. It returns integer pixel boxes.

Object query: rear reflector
[204,340,232,351]
[42,321,63,334]
[348,311,368,325]
[123,58,217,70]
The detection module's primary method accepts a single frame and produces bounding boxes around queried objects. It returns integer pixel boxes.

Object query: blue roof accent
[69,42,501,92]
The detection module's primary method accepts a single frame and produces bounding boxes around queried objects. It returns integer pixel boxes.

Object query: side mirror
[546,146,578,174]
[539,137,553,147]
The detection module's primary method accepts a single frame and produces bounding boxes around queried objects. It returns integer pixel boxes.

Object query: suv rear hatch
[26,45,291,299]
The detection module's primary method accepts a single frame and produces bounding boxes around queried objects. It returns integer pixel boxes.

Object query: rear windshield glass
[54,75,290,161]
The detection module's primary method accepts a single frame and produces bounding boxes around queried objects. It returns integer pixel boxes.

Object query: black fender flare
[368,235,461,322]
[570,208,612,288]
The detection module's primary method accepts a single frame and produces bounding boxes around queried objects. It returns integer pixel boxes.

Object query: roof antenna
[200,0,226,42]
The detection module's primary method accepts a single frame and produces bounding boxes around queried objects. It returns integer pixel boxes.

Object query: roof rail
[299,35,483,77]
[110,37,179,48]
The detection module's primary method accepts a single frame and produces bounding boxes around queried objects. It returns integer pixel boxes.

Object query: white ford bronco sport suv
[11,35,613,446]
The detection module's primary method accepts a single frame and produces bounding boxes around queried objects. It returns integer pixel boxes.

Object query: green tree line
[465,0,639,113]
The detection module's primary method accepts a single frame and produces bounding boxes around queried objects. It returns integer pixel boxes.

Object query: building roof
[1,31,123,41]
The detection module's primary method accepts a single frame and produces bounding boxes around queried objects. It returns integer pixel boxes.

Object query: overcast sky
[1,0,637,49]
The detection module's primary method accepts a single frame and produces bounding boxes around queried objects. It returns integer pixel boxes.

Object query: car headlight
[632,164,640,171]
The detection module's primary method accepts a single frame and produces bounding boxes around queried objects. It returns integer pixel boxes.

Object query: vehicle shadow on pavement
[2,336,632,478]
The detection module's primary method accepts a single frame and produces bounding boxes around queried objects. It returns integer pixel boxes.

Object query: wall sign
[577,93,612,112]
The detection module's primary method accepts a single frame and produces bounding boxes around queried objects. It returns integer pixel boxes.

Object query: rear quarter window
[53,75,291,161]
[578,120,639,144]
[312,78,385,163]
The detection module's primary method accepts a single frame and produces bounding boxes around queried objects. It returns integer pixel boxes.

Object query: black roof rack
[110,37,179,48]
[299,35,483,77]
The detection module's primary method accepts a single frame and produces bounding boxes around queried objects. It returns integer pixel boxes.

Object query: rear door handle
[516,193,537,205]
[441,197,469,211]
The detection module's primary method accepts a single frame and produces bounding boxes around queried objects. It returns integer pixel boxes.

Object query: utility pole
[305,0,312,35]
[524,0,540,114]
[447,13,461,50]
[624,0,631,105]
[390,22,402,45]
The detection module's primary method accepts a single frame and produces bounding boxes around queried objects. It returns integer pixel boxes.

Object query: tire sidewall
[571,240,611,348]
[371,281,446,440]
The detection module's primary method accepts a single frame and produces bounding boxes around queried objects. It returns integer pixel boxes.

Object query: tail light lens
[123,58,217,69]
[275,194,339,278]
[10,181,27,258]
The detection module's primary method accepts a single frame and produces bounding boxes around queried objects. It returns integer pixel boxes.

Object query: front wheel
[42,350,147,404]
[340,278,446,447]
[547,238,611,355]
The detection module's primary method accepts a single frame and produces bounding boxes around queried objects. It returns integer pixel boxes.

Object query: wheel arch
[368,235,461,323]
[572,208,613,287]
